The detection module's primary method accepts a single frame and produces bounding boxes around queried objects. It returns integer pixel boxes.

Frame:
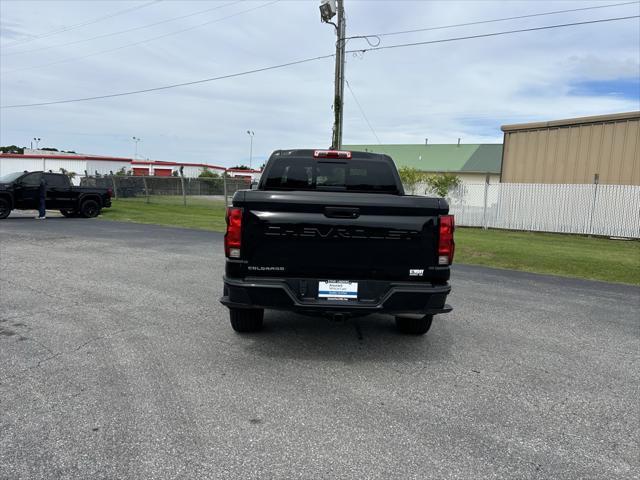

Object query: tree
[114,167,128,176]
[199,167,220,178]
[0,145,25,154]
[231,165,250,170]
[397,166,423,194]
[423,173,462,197]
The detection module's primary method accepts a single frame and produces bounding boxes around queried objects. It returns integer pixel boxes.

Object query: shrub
[423,173,462,197]
[397,166,423,194]
[199,167,220,178]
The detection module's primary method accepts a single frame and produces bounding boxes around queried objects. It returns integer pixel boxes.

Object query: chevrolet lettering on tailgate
[264,225,419,240]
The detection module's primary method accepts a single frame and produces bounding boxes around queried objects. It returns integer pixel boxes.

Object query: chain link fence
[79,174,639,238]
[441,182,640,238]
[80,174,249,206]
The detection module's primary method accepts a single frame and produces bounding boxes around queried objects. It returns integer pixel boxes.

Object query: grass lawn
[100,196,227,232]
[100,196,640,285]
[455,228,639,285]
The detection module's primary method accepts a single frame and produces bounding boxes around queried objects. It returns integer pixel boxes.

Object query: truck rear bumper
[220,276,452,316]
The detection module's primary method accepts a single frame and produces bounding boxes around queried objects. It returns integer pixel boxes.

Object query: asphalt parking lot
[1,217,638,480]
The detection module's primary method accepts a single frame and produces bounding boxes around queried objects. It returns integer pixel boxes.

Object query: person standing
[36,175,46,219]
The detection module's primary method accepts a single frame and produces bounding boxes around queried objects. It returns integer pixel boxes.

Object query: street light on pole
[132,136,141,159]
[246,130,254,170]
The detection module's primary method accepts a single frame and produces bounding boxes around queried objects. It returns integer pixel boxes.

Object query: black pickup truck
[0,171,112,219]
[220,149,455,335]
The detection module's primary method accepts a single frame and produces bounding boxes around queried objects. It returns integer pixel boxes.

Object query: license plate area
[318,280,358,301]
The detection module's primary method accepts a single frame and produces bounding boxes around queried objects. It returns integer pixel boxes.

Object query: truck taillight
[438,215,455,265]
[107,188,113,198]
[224,207,243,258]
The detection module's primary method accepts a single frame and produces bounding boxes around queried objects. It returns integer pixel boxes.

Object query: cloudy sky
[1,0,639,167]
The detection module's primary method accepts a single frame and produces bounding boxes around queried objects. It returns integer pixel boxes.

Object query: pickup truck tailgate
[234,190,448,282]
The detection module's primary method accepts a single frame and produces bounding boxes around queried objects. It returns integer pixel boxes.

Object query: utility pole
[179,165,186,207]
[333,1,346,150]
[320,0,346,150]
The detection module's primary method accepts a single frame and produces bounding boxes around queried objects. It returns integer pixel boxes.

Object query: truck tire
[229,308,264,333]
[0,198,10,219]
[79,199,100,218]
[395,314,433,335]
[60,208,78,218]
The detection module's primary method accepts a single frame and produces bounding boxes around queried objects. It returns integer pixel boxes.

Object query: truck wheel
[80,199,100,218]
[395,314,433,335]
[0,198,10,219]
[229,308,264,333]
[59,209,77,218]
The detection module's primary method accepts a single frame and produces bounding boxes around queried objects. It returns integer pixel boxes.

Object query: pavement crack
[1,326,140,385]
[27,336,56,357]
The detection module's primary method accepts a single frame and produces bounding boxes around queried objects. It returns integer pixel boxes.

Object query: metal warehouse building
[501,111,640,185]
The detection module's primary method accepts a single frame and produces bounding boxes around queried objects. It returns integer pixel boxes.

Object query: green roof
[343,144,503,174]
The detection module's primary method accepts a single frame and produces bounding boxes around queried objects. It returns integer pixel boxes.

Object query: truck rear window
[263,158,399,194]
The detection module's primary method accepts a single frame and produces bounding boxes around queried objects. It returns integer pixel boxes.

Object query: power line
[1,1,162,49]
[349,1,639,40]
[1,1,280,74]
[345,79,382,145]
[2,1,243,58]
[346,15,640,55]
[2,15,637,110]
[1,54,335,109]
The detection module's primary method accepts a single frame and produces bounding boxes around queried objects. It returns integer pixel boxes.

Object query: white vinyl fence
[439,183,640,239]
